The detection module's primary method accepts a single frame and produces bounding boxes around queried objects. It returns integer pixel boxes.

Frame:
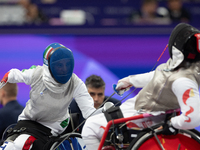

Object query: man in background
[70,74,121,132]
[0,83,24,142]
[166,0,191,23]
[129,0,170,25]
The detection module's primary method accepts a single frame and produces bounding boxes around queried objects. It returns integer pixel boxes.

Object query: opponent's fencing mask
[168,23,200,68]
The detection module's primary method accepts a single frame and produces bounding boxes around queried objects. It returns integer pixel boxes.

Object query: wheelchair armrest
[62,113,80,134]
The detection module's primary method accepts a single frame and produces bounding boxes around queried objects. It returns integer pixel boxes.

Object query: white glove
[115,76,133,95]
[102,102,114,112]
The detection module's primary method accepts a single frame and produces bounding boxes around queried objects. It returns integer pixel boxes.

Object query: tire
[128,129,200,150]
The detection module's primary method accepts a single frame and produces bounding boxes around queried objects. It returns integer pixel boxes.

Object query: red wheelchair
[98,109,200,150]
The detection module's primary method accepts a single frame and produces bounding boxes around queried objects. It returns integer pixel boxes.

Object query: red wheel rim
[138,134,200,150]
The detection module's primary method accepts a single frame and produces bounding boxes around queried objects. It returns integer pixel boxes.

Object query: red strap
[187,53,196,59]
[22,135,36,150]
[194,33,200,53]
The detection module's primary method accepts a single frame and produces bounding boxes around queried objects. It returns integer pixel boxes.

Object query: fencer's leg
[82,113,107,150]
[0,141,14,150]
[0,134,36,150]
[82,138,100,150]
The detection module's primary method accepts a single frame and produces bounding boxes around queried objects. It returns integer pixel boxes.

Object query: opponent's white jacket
[5,64,99,135]
[82,59,200,150]
[126,58,200,129]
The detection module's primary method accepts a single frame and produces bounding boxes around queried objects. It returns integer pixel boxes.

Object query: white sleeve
[73,77,102,119]
[7,67,36,85]
[129,71,154,88]
[171,78,200,129]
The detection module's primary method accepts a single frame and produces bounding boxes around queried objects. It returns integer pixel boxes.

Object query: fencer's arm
[73,77,103,119]
[116,71,154,92]
[115,71,155,96]
[171,78,200,129]
[0,67,35,86]
[128,71,155,88]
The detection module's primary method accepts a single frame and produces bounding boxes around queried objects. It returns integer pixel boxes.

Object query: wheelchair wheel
[128,129,200,150]
[49,132,83,150]
[56,138,83,150]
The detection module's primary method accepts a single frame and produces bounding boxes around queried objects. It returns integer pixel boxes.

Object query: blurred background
[0,0,200,130]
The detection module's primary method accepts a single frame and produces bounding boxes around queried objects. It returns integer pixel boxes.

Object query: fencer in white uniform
[0,43,102,150]
[82,23,200,150]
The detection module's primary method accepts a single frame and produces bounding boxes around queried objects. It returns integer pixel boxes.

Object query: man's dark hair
[85,75,105,89]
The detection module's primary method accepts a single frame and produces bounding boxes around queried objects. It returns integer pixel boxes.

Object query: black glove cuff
[162,121,178,135]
